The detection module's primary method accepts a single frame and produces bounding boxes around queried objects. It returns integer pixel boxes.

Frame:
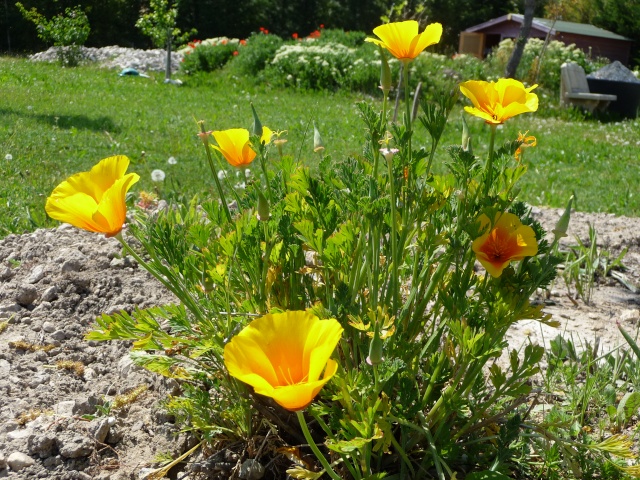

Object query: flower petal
[93,173,140,236]
[460,79,538,124]
[212,128,256,167]
[410,23,443,58]
[472,212,538,277]
[367,21,440,60]
[45,156,138,236]
[223,311,343,411]
[268,360,338,411]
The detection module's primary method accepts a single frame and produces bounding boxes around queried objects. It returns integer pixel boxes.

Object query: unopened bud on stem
[553,195,574,242]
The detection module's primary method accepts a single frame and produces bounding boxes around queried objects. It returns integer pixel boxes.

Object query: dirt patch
[0,207,639,478]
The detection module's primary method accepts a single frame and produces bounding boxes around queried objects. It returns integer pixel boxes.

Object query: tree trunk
[505,0,536,78]
[165,28,172,82]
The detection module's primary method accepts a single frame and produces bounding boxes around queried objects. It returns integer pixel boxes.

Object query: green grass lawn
[1,56,639,237]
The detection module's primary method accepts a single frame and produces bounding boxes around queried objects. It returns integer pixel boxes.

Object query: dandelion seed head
[151,169,166,182]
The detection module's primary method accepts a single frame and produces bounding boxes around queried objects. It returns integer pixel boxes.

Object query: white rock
[7,428,32,441]
[42,321,56,333]
[53,400,76,417]
[7,451,35,471]
[620,309,640,323]
[26,265,45,284]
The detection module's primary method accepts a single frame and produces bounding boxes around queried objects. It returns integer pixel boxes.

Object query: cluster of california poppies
[45,19,541,419]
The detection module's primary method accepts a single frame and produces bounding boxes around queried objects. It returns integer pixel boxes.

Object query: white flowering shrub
[267,42,358,90]
[487,38,608,91]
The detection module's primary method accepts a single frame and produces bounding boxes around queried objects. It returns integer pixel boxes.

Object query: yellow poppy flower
[261,126,273,145]
[365,20,442,61]
[224,310,343,411]
[211,128,257,167]
[45,155,139,237]
[459,79,538,125]
[472,212,538,277]
[514,131,537,162]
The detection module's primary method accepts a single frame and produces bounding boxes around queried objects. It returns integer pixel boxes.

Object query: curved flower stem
[296,410,342,480]
[483,124,498,197]
[198,122,232,223]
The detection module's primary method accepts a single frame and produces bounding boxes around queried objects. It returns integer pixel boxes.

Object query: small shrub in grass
[266,42,357,90]
[315,28,367,47]
[228,31,283,77]
[179,38,241,74]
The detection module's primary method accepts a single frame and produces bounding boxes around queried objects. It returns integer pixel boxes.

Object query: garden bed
[1,206,639,479]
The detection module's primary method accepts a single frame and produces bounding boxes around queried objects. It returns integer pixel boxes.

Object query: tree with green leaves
[15,2,90,66]
[136,0,195,81]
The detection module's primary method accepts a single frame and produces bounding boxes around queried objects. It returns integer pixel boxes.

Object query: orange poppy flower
[459,78,538,125]
[224,310,343,411]
[472,212,538,277]
[365,20,442,61]
[45,155,139,237]
[211,128,257,167]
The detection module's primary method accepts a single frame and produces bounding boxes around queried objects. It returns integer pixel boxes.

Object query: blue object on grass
[118,68,150,78]
[119,68,139,76]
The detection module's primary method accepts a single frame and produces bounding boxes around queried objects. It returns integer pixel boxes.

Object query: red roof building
[459,14,632,65]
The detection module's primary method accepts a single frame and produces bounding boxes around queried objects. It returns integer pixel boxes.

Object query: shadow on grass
[0,107,119,132]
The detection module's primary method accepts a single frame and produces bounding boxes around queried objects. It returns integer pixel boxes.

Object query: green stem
[483,124,498,197]
[403,61,412,194]
[198,123,232,223]
[258,146,271,202]
[259,222,269,312]
[387,157,399,313]
[373,91,389,179]
[296,410,342,480]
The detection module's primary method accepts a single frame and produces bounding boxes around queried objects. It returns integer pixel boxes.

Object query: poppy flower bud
[379,47,392,94]
[251,103,263,138]
[461,116,473,154]
[553,195,574,242]
[367,324,384,366]
[257,190,270,221]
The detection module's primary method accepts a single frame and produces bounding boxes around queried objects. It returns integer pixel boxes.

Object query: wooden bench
[560,62,617,113]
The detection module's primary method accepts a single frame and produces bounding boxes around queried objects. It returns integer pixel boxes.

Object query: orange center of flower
[277,365,308,386]
[480,228,518,263]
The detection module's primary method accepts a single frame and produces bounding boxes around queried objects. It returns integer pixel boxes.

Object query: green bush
[341,45,384,93]
[15,3,90,67]
[228,31,283,77]
[265,41,358,90]
[406,52,488,96]
[179,38,240,74]
[486,38,609,91]
[315,28,367,48]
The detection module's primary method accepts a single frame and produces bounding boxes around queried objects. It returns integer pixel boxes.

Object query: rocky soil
[29,46,184,73]
[0,207,639,479]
